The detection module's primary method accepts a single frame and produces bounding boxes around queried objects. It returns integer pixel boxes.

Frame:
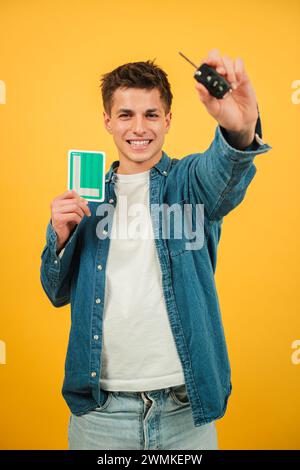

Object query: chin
[130,154,153,162]
[124,149,156,163]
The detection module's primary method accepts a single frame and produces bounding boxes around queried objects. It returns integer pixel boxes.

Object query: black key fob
[194,63,232,99]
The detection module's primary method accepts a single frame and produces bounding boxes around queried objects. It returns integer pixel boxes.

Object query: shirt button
[91,372,97,377]
[97,264,103,270]
[95,298,101,304]
[162,170,168,175]
[54,260,58,264]
[103,229,108,235]
[93,335,99,340]
[109,198,114,204]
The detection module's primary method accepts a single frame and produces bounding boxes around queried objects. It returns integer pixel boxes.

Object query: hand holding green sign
[50,148,105,255]
[50,190,91,254]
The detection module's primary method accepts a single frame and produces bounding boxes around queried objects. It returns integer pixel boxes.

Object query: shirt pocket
[165,199,204,257]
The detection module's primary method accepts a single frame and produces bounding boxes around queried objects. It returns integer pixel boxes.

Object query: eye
[118,113,159,118]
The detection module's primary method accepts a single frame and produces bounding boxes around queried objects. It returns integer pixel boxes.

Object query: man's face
[103,87,172,170]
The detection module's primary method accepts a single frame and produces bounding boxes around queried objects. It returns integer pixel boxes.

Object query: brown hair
[100,59,173,117]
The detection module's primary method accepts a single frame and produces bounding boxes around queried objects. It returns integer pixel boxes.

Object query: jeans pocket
[94,391,113,412]
[169,384,190,406]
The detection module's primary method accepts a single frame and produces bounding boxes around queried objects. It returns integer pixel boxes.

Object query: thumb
[195,82,214,106]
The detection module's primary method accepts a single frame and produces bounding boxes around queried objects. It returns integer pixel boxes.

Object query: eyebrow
[116,108,160,114]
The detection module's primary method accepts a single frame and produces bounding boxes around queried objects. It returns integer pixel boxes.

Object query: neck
[116,150,163,175]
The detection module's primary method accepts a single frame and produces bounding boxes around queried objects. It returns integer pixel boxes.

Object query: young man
[40,49,272,450]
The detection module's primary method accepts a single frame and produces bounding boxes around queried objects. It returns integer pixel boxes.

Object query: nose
[131,115,148,135]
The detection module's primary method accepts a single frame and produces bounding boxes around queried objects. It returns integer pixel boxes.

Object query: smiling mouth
[126,139,153,150]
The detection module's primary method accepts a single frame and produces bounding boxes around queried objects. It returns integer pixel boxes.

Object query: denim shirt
[40,114,272,427]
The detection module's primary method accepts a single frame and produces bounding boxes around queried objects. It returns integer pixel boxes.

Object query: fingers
[221,56,237,89]
[56,198,91,216]
[55,202,85,219]
[234,57,245,85]
[195,82,215,106]
[53,189,87,204]
[200,48,223,70]
[51,190,91,218]
[58,213,83,225]
[200,50,245,90]
[54,189,80,201]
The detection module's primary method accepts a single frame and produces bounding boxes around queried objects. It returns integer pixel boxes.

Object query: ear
[165,111,172,133]
[103,111,113,134]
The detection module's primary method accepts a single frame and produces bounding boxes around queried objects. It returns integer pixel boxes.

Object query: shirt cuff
[217,112,272,163]
[46,219,77,259]
[46,220,59,253]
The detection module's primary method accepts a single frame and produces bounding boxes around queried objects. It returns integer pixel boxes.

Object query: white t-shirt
[100,169,185,391]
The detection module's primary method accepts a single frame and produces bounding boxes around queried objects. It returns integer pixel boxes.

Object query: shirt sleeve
[187,109,272,221]
[40,220,79,307]
[219,104,268,152]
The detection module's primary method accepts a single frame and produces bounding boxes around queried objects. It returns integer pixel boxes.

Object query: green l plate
[68,149,106,202]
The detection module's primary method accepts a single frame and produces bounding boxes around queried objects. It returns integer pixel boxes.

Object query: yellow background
[0,0,299,450]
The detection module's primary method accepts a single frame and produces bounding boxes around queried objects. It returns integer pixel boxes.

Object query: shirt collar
[105,150,172,183]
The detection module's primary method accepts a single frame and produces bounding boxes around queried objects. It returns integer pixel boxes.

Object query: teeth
[129,140,150,146]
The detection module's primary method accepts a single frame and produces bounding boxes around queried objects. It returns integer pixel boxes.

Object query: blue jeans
[68,384,218,450]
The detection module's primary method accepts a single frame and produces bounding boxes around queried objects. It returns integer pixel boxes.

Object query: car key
[178,51,232,99]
